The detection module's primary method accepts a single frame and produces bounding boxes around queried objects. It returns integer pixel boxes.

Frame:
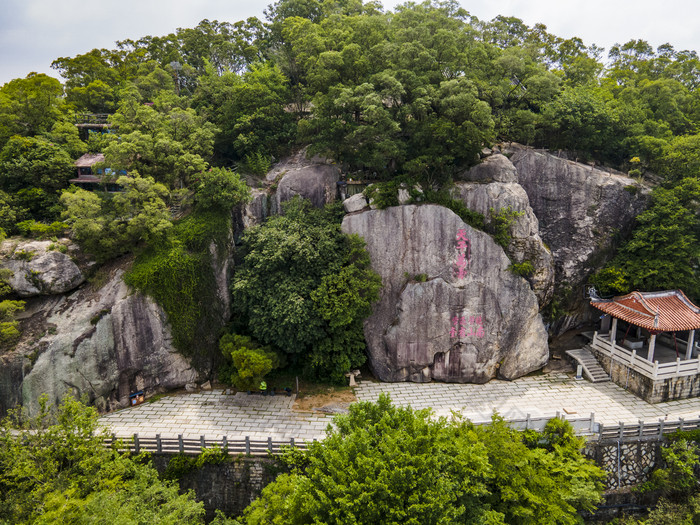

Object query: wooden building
[585,290,700,402]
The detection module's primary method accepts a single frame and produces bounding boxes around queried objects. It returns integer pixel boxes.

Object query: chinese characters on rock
[450,315,485,339]
[454,229,471,280]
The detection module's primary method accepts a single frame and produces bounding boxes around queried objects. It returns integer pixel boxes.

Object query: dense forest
[2,0,700,522]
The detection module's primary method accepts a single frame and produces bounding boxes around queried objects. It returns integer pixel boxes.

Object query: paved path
[100,373,700,441]
[100,391,330,441]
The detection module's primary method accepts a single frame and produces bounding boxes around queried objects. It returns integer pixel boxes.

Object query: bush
[192,167,251,211]
[508,260,534,277]
[488,206,523,248]
[15,220,67,239]
[219,333,285,391]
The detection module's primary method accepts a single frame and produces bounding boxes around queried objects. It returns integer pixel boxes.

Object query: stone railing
[592,332,700,380]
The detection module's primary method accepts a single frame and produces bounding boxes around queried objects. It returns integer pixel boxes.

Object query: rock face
[509,146,648,290]
[18,267,198,416]
[342,205,548,383]
[1,240,86,297]
[265,150,340,215]
[272,163,339,214]
[454,154,554,306]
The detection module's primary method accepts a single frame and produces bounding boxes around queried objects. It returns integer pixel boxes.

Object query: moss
[124,211,230,358]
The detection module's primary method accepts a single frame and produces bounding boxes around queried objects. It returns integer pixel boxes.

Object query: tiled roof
[591,290,700,332]
[74,153,104,168]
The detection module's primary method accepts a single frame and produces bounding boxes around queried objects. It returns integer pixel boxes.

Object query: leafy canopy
[61,174,172,262]
[243,394,604,525]
[231,198,381,383]
[0,395,205,524]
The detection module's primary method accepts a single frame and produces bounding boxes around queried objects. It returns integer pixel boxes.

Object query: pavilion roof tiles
[591,290,700,332]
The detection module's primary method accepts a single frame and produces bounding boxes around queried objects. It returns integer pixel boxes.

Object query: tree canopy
[0,395,205,524]
[231,198,381,383]
[243,394,604,524]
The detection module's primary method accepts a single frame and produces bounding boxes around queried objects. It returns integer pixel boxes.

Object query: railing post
[134,433,140,454]
[676,357,681,375]
[156,434,162,454]
[653,361,659,379]
[200,435,206,451]
[618,422,624,440]
[658,419,665,439]
[593,331,598,346]
[638,420,644,438]
[680,418,685,431]
[598,423,604,442]
[290,437,295,447]
[589,413,595,433]
[178,434,184,454]
[245,436,250,455]
[630,350,636,368]
[223,436,228,453]
[525,413,531,430]
[268,436,273,452]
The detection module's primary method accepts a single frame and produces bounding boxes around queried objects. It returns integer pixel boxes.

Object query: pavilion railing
[591,332,700,380]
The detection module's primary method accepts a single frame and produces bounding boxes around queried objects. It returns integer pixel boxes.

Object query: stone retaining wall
[591,345,700,402]
[151,455,282,521]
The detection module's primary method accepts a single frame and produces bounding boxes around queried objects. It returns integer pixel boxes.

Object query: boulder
[453,158,554,306]
[456,153,518,183]
[17,268,199,416]
[342,205,548,383]
[343,193,368,213]
[509,146,648,291]
[1,240,85,297]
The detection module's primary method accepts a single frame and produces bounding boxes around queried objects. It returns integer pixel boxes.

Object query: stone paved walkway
[100,373,700,441]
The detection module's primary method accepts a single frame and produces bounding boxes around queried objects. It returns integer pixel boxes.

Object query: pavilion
[587,290,700,402]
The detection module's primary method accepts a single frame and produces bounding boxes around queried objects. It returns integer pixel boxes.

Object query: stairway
[565,347,610,383]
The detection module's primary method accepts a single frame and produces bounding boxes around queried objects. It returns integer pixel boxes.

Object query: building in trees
[71,153,126,191]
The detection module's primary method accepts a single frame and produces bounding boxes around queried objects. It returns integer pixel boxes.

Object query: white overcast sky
[2,0,699,86]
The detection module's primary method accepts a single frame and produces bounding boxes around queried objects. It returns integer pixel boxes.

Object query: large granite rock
[18,267,198,416]
[509,146,648,289]
[0,240,86,297]
[456,153,518,183]
[342,205,548,383]
[272,163,339,214]
[454,154,554,306]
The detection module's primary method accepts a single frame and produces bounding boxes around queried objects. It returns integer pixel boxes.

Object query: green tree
[597,178,700,301]
[231,198,381,382]
[243,395,604,525]
[0,73,66,148]
[193,62,295,164]
[219,333,284,391]
[193,167,251,211]
[0,395,204,524]
[61,174,172,261]
[103,90,217,187]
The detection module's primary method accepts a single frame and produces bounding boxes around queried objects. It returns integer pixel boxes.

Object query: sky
[2,0,700,86]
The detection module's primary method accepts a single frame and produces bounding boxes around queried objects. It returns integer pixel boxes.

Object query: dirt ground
[293,388,357,412]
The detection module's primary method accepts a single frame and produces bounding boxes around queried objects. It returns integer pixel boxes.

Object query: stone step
[565,347,610,383]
